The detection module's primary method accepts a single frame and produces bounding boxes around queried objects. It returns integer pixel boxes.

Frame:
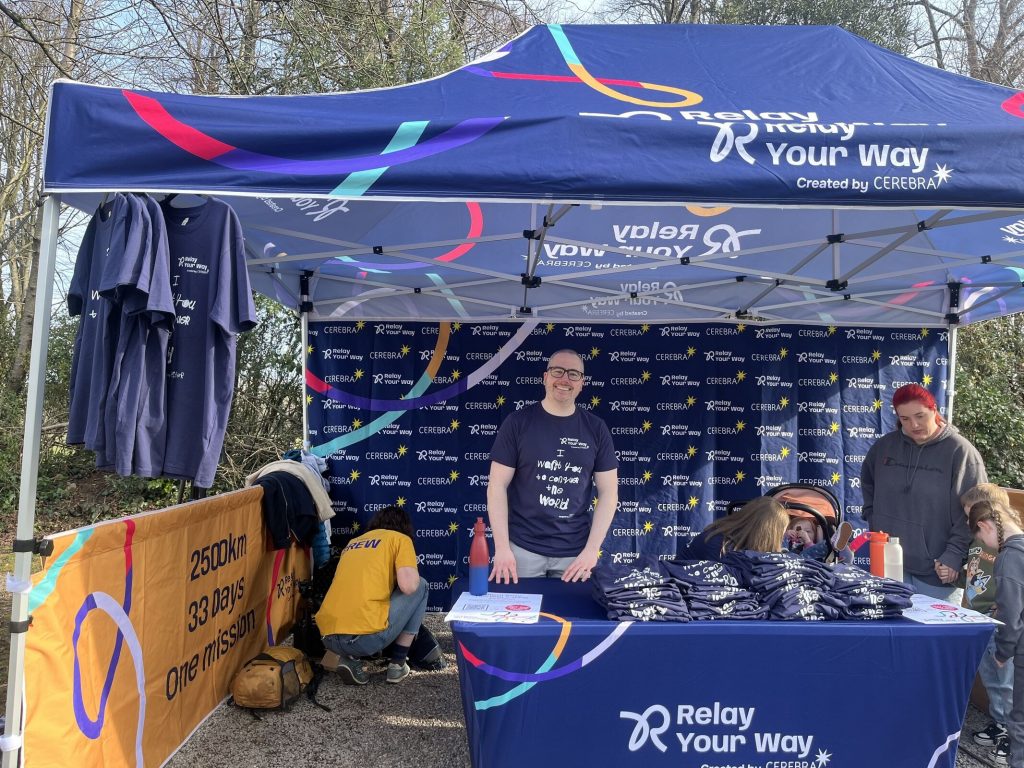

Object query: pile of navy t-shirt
[830,563,915,619]
[589,558,689,622]
[592,551,913,622]
[660,559,767,620]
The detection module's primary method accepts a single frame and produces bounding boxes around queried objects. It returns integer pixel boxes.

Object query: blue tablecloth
[451,578,992,768]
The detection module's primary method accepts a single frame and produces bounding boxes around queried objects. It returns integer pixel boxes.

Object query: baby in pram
[785,513,854,563]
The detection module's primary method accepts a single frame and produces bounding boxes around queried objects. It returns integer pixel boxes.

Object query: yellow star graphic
[735,470,746,482]
[641,324,650,333]
[921,328,929,337]
[453,322,461,332]
[779,348,788,358]
[641,420,652,432]
[827,326,837,335]
[452,369,462,380]
[307,344,313,355]
[687,445,697,457]
[545,323,555,332]
[781,446,791,458]
[873,399,883,411]
[871,350,881,361]
[686,395,697,407]
[736,370,747,382]
[497,395,506,406]
[923,374,933,386]
[352,418,363,429]
[590,346,600,358]
[641,370,651,382]
[830,422,840,434]
[449,470,460,481]
[398,444,407,457]
[828,372,838,384]
[590,395,601,407]
[735,420,746,431]
[396,496,406,507]
[686,346,696,357]
[306,394,313,405]
[642,520,654,533]
[737,324,747,333]
[349,469,360,481]
[448,574,458,586]
[642,470,653,482]
[400,344,411,356]
[448,522,459,534]
[355,321,365,330]
[688,496,699,508]
[831,472,841,484]
[354,369,364,380]
[450,419,460,430]
[779,396,789,408]
[352,521,361,532]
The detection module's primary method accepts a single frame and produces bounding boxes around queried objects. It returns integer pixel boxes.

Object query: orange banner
[23,488,309,767]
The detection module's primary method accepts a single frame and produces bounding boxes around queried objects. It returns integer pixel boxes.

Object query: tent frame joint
[8,617,31,634]
[372,245,383,255]
[981,254,992,264]
[522,229,541,240]
[12,537,53,556]
[826,233,845,244]
[827,279,848,292]
[946,313,961,325]
[521,273,542,288]
[679,256,690,265]
[916,220,932,232]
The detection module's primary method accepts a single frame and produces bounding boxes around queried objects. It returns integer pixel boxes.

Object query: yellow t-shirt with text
[316,529,417,636]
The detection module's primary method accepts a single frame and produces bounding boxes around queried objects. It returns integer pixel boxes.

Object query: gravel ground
[166,613,470,768]
[167,614,997,768]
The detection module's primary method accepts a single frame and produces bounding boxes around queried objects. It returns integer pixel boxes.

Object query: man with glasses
[486,349,618,583]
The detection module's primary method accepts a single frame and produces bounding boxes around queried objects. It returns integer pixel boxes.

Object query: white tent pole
[947,324,958,424]
[2,194,60,768]
[300,271,311,449]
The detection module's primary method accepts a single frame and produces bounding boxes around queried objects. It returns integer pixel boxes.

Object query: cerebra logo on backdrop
[619,702,830,765]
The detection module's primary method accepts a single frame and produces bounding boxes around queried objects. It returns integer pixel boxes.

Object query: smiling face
[895,400,941,445]
[543,351,585,411]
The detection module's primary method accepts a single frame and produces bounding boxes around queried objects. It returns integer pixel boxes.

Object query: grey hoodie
[861,422,986,585]
[994,534,1024,663]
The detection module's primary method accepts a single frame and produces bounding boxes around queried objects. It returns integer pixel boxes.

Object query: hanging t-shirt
[67,194,149,461]
[489,403,618,557]
[101,194,175,477]
[161,197,257,488]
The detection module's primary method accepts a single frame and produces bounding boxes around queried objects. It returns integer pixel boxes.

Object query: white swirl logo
[620,704,670,752]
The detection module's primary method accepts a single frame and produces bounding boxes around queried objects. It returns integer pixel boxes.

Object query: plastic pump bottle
[469,517,490,596]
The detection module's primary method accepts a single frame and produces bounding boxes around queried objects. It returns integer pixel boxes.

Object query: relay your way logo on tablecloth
[620,701,830,766]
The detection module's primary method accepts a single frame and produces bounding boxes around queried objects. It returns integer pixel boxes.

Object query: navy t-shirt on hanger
[101,194,175,477]
[67,193,149,461]
[160,197,258,488]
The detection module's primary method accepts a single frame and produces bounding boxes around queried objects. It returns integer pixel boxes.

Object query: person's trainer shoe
[331,653,369,685]
[386,661,410,684]
[974,721,1007,747]
[993,734,1010,765]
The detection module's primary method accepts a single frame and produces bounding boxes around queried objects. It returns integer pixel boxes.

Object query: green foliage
[951,316,1024,488]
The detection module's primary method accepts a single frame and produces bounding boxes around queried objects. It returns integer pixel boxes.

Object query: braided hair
[969,500,1022,550]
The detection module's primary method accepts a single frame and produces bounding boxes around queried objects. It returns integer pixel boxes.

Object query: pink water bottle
[469,517,490,596]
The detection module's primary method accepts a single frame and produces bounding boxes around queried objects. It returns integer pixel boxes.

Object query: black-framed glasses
[546,366,584,381]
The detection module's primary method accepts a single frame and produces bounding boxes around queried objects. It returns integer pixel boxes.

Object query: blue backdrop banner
[307,321,948,609]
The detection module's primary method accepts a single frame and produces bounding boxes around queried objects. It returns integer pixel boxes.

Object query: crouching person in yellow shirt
[316,505,427,684]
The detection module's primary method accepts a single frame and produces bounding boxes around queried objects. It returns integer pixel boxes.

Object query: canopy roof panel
[42,24,1024,326]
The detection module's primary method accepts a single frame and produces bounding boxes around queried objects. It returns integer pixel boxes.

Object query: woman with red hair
[861,383,988,600]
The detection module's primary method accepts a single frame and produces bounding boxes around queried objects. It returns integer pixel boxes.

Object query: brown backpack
[230,646,314,710]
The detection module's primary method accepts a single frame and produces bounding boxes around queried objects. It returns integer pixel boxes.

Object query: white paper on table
[902,594,1002,625]
[445,592,543,623]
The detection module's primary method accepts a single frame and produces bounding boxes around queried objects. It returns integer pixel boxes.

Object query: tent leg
[946,324,958,424]
[300,272,311,448]
[2,195,60,768]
